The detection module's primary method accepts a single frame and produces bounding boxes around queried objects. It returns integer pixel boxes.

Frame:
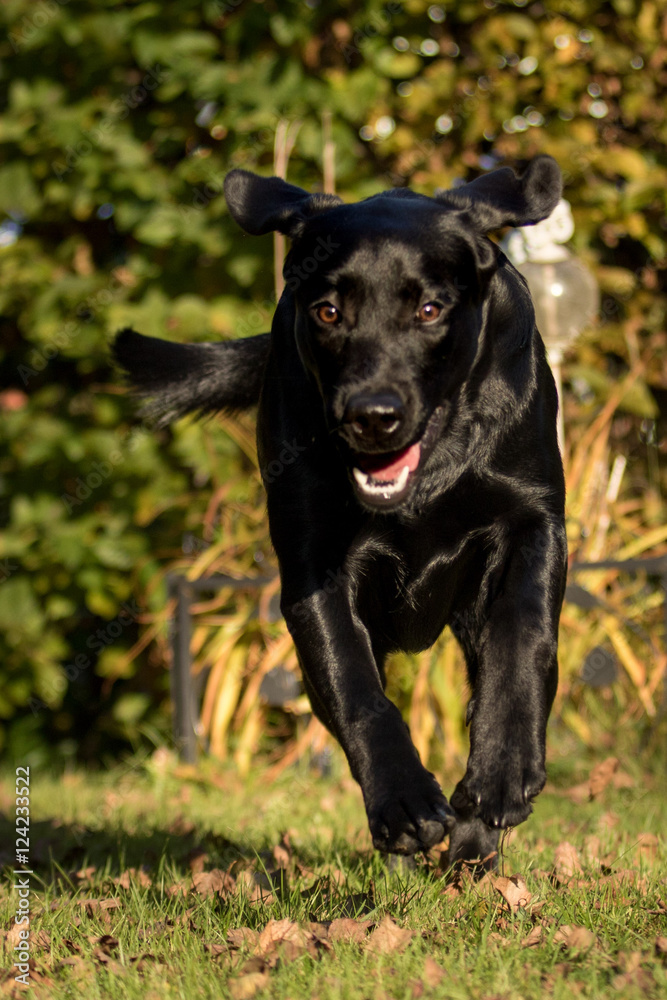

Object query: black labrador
[113,155,567,867]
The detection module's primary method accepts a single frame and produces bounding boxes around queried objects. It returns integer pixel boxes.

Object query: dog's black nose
[344,392,405,446]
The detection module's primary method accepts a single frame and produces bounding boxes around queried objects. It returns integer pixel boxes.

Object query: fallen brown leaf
[165,881,188,897]
[553,924,595,951]
[611,969,654,992]
[366,915,414,955]
[272,833,292,870]
[73,866,97,884]
[521,925,544,948]
[635,832,660,865]
[203,942,229,957]
[186,849,209,873]
[583,834,603,865]
[589,757,619,799]
[422,955,445,987]
[235,869,282,903]
[327,917,372,944]
[554,842,583,882]
[600,869,648,894]
[192,869,235,899]
[616,950,643,974]
[565,780,590,804]
[77,898,121,917]
[227,928,260,950]
[493,874,532,914]
[408,977,424,999]
[4,924,26,949]
[228,960,269,1000]
[256,917,312,958]
[612,770,634,790]
[114,867,152,889]
[599,810,619,830]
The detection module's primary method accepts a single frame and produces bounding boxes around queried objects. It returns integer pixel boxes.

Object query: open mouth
[350,407,444,508]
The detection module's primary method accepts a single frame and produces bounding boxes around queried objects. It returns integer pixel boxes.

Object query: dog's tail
[111,327,270,425]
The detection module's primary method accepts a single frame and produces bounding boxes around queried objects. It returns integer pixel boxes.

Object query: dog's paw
[366,770,455,855]
[458,756,546,829]
[442,815,500,873]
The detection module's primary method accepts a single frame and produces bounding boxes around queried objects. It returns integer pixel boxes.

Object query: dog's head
[225,157,561,511]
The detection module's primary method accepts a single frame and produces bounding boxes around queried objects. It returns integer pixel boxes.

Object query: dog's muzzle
[341,395,445,509]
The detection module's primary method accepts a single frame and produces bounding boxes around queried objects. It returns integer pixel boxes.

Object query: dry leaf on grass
[422,956,445,987]
[611,969,655,992]
[4,924,27,949]
[554,842,583,882]
[553,924,595,951]
[73,866,97,885]
[165,881,188,898]
[228,957,269,1000]
[583,834,603,865]
[599,810,620,830]
[203,942,229,957]
[366,915,414,955]
[493,874,532,913]
[272,833,292,870]
[327,917,372,944]
[521,925,544,948]
[599,869,648,894]
[76,898,121,919]
[186,849,209,873]
[589,757,620,799]
[616,950,644,974]
[635,832,660,864]
[235,868,284,904]
[114,867,152,889]
[192,869,236,899]
[564,780,590,804]
[256,917,312,956]
[227,928,260,950]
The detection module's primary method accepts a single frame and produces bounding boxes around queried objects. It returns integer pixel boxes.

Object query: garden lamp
[502,200,599,452]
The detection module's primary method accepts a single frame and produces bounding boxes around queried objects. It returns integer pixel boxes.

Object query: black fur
[112,156,567,867]
[112,327,270,424]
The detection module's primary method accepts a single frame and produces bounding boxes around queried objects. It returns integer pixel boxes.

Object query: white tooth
[352,463,411,498]
[353,468,368,489]
[395,465,410,491]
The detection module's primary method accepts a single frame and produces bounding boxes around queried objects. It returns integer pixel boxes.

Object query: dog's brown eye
[316,303,340,324]
[416,302,442,323]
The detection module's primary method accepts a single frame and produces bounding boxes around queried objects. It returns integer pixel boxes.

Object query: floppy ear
[437,155,562,231]
[224,169,343,237]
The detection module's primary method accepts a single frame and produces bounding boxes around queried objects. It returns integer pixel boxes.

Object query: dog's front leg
[283,584,454,855]
[451,519,567,834]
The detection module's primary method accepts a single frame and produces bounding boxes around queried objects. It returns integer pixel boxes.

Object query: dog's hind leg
[445,616,501,871]
[454,519,566,842]
[111,328,270,424]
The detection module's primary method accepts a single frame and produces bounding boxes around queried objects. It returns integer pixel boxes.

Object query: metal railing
[167,572,276,762]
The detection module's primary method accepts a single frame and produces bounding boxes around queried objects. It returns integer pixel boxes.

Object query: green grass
[1,742,665,999]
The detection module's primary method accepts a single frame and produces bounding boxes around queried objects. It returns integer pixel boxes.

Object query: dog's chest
[358,523,486,654]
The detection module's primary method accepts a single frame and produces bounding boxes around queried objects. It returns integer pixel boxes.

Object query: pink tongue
[360,442,421,482]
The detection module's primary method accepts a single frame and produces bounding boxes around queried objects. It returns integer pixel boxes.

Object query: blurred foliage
[0,0,665,766]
